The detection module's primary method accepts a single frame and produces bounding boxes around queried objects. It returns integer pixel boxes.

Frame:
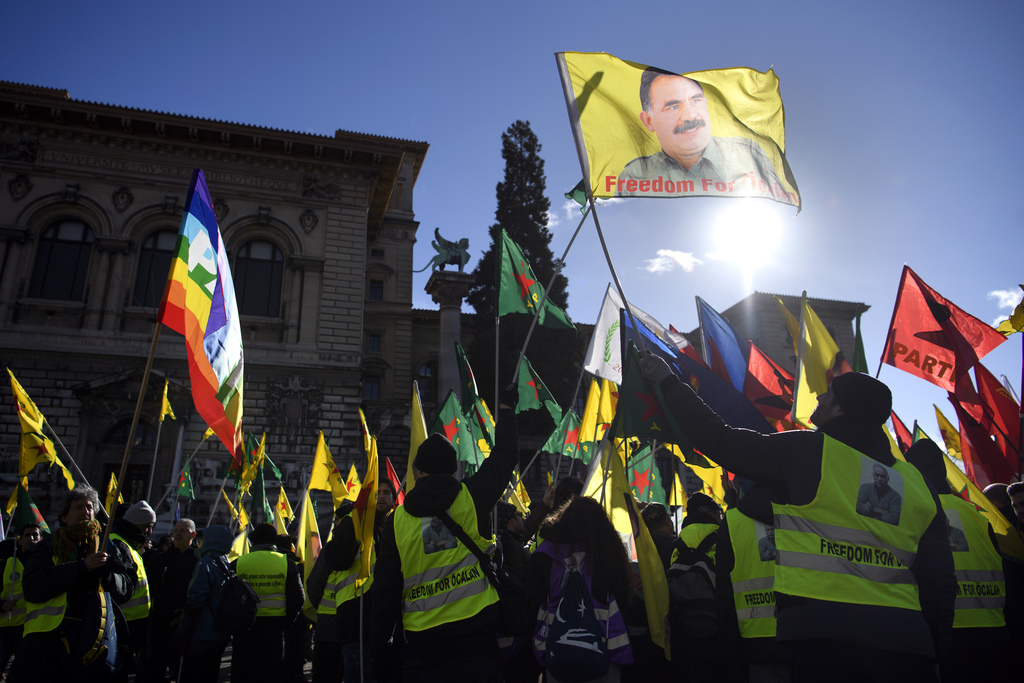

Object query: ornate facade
[0,81,429,522]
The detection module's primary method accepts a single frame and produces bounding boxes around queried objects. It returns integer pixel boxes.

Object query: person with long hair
[528,496,633,682]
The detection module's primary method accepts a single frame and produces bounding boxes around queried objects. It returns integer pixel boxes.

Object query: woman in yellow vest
[905,438,1012,679]
[370,387,519,683]
[639,355,956,683]
[8,485,136,683]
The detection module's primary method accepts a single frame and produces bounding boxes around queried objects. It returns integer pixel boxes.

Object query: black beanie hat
[414,433,457,475]
[904,439,948,489]
[495,501,517,530]
[250,523,278,546]
[686,492,721,522]
[831,373,892,425]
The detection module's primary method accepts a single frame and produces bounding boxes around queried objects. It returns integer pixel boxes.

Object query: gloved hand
[100,556,128,577]
[499,383,518,410]
[638,350,674,385]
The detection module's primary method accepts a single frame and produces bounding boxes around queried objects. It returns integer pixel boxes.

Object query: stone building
[0,81,430,523]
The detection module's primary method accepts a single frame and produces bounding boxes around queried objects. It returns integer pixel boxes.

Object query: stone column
[425,271,475,406]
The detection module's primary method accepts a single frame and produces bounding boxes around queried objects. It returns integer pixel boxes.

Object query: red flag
[890,411,914,454]
[974,363,1022,459]
[385,456,405,507]
[882,266,1005,391]
[949,394,1016,487]
[743,342,794,426]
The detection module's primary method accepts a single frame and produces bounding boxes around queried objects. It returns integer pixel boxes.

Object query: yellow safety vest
[318,546,376,616]
[939,494,1006,628]
[727,509,776,639]
[672,522,719,565]
[23,546,67,635]
[110,533,150,621]
[236,550,289,618]
[1,555,27,627]
[393,485,498,632]
[773,436,935,611]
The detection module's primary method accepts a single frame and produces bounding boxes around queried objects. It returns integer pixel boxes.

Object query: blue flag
[696,296,749,392]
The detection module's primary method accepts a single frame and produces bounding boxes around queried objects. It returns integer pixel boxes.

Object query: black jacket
[659,374,956,660]
[370,406,518,652]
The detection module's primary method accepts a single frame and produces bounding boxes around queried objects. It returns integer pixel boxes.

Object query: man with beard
[857,464,903,526]
[619,68,782,197]
[9,485,136,682]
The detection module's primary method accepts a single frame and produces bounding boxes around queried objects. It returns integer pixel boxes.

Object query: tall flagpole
[100,323,161,551]
[43,421,90,487]
[146,418,164,501]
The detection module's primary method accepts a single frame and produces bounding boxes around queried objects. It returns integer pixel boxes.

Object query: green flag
[454,341,480,415]
[627,444,667,505]
[497,229,574,330]
[177,461,195,501]
[565,179,587,214]
[542,409,597,466]
[252,462,274,523]
[611,343,708,467]
[516,356,562,425]
[852,309,869,373]
[13,483,50,537]
[469,397,495,448]
[429,389,480,468]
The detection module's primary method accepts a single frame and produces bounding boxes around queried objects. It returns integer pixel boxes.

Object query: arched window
[134,230,178,307]
[102,419,156,449]
[417,361,437,403]
[29,219,94,300]
[235,240,283,317]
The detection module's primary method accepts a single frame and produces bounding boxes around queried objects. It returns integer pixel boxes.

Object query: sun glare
[712,201,784,290]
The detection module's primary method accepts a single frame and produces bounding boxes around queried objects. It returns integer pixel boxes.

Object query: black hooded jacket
[658,373,956,661]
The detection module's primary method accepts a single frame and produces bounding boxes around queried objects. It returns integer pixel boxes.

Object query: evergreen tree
[467,121,581,429]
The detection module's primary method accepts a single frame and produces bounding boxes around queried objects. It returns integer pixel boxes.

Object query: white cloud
[644,249,702,274]
[988,288,1023,309]
[560,197,623,222]
[546,210,559,229]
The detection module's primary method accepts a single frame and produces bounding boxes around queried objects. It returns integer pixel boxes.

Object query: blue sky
[4,0,1023,443]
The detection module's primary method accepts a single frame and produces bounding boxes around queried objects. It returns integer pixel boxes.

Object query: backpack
[666,531,718,639]
[542,564,609,682]
[213,557,260,635]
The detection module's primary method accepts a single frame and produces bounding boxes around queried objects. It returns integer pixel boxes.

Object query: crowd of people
[2,370,1022,682]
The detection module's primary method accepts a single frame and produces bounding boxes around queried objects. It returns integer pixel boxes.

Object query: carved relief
[258,206,271,225]
[300,208,318,234]
[64,183,80,203]
[0,133,39,162]
[8,173,31,201]
[266,376,323,443]
[112,186,133,212]
[213,197,229,222]
[302,174,342,199]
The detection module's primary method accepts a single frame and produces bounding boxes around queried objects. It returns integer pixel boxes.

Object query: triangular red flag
[974,363,1022,461]
[882,266,1005,391]
[890,410,914,454]
[743,342,794,426]
[385,456,405,507]
[949,393,1015,487]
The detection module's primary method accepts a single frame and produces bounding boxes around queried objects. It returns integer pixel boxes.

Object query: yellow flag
[343,465,362,502]
[934,405,963,461]
[598,379,618,425]
[309,431,349,508]
[105,472,124,517]
[353,409,378,585]
[8,369,73,489]
[515,478,532,507]
[556,52,799,210]
[507,485,529,515]
[159,379,176,422]
[579,379,609,445]
[882,424,907,463]
[222,489,249,528]
[274,487,294,535]
[228,529,248,562]
[669,472,688,508]
[407,382,428,494]
[295,490,321,581]
[774,297,800,356]
[203,427,216,439]
[238,433,265,495]
[5,477,28,516]
[791,296,841,428]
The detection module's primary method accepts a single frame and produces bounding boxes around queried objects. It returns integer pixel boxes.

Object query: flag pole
[155,436,208,511]
[43,421,90,487]
[100,323,162,551]
[588,200,645,354]
[206,470,231,526]
[146,418,165,501]
[510,205,590,385]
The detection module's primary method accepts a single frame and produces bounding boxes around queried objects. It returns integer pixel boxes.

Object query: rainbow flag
[158,169,244,465]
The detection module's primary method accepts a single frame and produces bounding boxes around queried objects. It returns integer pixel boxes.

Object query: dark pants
[231,619,285,683]
[179,639,228,683]
[790,641,938,683]
[400,635,501,683]
[313,637,342,683]
[0,625,23,676]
